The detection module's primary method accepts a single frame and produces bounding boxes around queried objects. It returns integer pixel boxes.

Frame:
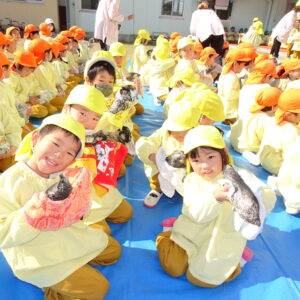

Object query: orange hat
[242,47,258,60]
[13,50,37,68]
[254,53,270,65]
[237,42,255,51]
[48,41,59,58]
[0,52,12,66]
[194,42,203,53]
[197,3,208,9]
[250,87,281,114]
[4,34,15,43]
[24,24,39,39]
[6,26,20,37]
[56,41,67,52]
[69,26,79,33]
[55,35,70,44]
[222,48,251,74]
[275,89,300,125]
[170,36,182,53]
[223,40,229,49]
[280,59,300,77]
[0,32,11,46]
[60,30,73,38]
[199,47,218,65]
[39,23,51,37]
[246,60,278,84]
[74,28,86,41]
[0,67,2,79]
[170,32,180,41]
[27,38,51,64]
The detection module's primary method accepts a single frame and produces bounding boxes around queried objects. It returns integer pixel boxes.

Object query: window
[81,0,98,10]
[4,0,43,2]
[161,0,184,17]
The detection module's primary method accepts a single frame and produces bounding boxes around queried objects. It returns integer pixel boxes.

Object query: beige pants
[22,122,36,138]
[50,95,68,111]
[44,235,121,300]
[156,231,241,287]
[124,153,135,166]
[43,102,58,115]
[118,163,126,178]
[150,173,161,192]
[134,103,144,115]
[90,199,133,235]
[30,104,48,118]
[0,155,16,172]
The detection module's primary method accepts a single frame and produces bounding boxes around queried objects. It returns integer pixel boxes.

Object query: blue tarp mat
[1,88,300,300]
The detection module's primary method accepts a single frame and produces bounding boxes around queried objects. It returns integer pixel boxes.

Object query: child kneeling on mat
[0,114,120,300]
[156,126,276,287]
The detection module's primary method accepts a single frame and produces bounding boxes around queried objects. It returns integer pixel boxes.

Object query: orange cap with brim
[48,41,59,58]
[24,24,38,39]
[237,42,255,51]
[60,30,74,38]
[199,46,218,65]
[243,47,258,60]
[170,32,180,41]
[0,52,12,66]
[250,87,281,114]
[222,48,251,74]
[39,23,51,37]
[281,59,300,77]
[5,34,15,42]
[0,32,11,46]
[56,41,67,52]
[275,89,300,125]
[170,36,182,53]
[246,60,278,84]
[55,35,70,45]
[6,26,20,37]
[194,42,203,53]
[27,38,52,64]
[254,53,270,65]
[13,50,38,68]
[69,26,79,33]
[74,28,86,41]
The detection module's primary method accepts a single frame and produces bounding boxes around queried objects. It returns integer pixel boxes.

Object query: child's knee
[106,199,133,223]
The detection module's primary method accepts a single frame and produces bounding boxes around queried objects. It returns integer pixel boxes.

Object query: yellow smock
[33,62,58,95]
[6,71,31,104]
[218,71,241,119]
[0,82,25,128]
[171,170,275,285]
[163,87,186,119]
[135,127,183,180]
[258,120,300,175]
[0,161,108,288]
[149,58,176,98]
[130,44,149,74]
[230,112,274,153]
[277,136,300,210]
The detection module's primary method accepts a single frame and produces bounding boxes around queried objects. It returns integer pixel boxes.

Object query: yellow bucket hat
[183,125,225,154]
[162,100,198,131]
[168,67,196,88]
[194,90,225,122]
[177,37,194,50]
[134,29,151,46]
[109,42,126,57]
[65,84,106,115]
[84,50,116,78]
[153,41,171,61]
[15,114,86,161]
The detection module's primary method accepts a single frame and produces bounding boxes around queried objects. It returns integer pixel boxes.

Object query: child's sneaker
[240,246,253,267]
[162,217,177,231]
[144,190,163,208]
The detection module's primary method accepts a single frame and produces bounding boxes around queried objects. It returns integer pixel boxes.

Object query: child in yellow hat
[0,113,121,299]
[63,84,133,232]
[257,88,300,175]
[148,38,176,106]
[129,29,152,74]
[156,125,276,287]
[110,41,145,114]
[136,99,199,207]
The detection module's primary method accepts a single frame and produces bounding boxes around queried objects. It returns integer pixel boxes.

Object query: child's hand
[148,153,157,164]
[214,185,231,202]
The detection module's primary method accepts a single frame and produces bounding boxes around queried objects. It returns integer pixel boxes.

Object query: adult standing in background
[94,0,135,50]
[190,0,225,56]
[270,2,300,58]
